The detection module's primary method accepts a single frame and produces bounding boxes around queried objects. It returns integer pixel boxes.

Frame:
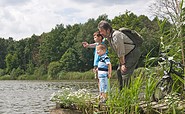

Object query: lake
[0,80,98,114]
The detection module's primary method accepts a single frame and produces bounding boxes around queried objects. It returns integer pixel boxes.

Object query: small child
[96,44,112,103]
[82,31,105,78]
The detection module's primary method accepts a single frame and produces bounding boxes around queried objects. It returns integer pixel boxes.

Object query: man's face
[99,28,108,38]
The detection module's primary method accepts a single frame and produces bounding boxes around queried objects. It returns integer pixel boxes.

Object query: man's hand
[119,56,126,73]
[121,64,127,73]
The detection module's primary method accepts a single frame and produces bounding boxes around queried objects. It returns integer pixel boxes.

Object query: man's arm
[119,56,127,73]
[115,32,127,73]
[119,56,126,65]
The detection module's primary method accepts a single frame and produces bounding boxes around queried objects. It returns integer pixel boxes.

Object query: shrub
[34,65,47,79]
[58,70,94,80]
[48,61,61,80]
[10,67,24,79]
[0,75,11,80]
[0,69,5,76]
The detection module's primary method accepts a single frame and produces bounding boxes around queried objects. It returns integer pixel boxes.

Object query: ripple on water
[0,80,98,114]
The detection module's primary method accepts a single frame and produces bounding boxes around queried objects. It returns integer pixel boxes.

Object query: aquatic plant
[50,87,96,113]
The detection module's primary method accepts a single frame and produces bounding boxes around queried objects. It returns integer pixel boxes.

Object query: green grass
[49,67,185,113]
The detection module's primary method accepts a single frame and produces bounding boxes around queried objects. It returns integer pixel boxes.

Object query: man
[98,20,141,91]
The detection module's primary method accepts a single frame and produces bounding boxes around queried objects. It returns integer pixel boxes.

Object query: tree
[5,53,19,73]
[60,48,79,71]
[39,24,65,66]
[48,61,61,79]
[24,35,40,68]
[15,39,27,70]
[111,11,163,67]
[0,38,8,69]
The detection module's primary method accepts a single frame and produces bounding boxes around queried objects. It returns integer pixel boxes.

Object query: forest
[0,8,184,80]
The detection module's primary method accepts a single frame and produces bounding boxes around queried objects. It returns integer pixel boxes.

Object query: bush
[0,75,11,80]
[0,69,5,76]
[58,70,94,80]
[34,65,47,79]
[10,67,24,79]
[26,62,35,75]
[48,61,61,80]
[17,74,28,80]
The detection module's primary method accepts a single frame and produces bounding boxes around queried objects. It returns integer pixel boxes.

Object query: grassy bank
[0,70,117,80]
[50,67,185,114]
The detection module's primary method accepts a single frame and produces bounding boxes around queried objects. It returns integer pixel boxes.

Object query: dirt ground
[49,108,82,114]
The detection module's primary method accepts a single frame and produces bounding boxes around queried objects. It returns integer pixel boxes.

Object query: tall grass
[50,66,185,113]
[106,67,159,113]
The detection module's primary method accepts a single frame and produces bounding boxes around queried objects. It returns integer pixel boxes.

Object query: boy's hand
[93,67,98,73]
[93,67,98,79]
[82,42,88,48]
[108,74,111,78]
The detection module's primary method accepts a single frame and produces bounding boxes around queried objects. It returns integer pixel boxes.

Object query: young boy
[96,44,112,103]
[82,31,106,78]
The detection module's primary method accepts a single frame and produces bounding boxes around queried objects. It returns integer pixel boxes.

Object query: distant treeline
[0,12,173,80]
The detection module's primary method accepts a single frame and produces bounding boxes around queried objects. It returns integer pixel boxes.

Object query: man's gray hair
[98,20,112,31]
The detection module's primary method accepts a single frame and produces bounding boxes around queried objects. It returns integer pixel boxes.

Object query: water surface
[0,80,98,114]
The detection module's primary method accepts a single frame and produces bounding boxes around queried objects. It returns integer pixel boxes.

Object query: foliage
[0,38,8,69]
[17,74,47,80]
[0,69,5,76]
[107,47,119,69]
[10,67,24,79]
[26,61,35,75]
[60,48,79,71]
[48,61,61,79]
[0,75,11,80]
[0,11,177,80]
[57,70,94,80]
[111,11,163,67]
[50,88,96,111]
[5,53,19,73]
[50,67,184,113]
[33,65,47,79]
[150,0,185,67]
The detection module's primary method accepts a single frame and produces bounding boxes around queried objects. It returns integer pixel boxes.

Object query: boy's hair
[93,31,103,39]
[97,44,107,51]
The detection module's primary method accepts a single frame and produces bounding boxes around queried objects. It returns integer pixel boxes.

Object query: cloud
[70,0,142,6]
[0,0,155,40]
[0,0,29,6]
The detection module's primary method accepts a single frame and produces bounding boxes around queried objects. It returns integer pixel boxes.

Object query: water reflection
[0,80,98,114]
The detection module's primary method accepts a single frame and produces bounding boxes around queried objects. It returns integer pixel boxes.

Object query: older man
[98,20,141,90]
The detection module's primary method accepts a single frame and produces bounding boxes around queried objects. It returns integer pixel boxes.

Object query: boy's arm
[108,63,112,78]
[82,42,96,48]
[88,43,96,48]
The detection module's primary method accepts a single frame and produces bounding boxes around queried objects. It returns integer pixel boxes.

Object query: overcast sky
[0,0,155,41]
